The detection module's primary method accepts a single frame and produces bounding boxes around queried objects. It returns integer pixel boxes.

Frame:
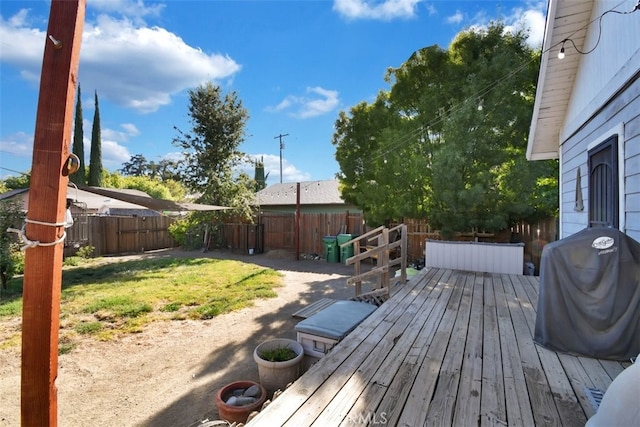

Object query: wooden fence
[218,212,365,255]
[65,215,178,257]
[218,214,557,274]
[63,210,557,275]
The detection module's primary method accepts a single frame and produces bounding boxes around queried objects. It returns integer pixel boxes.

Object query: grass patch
[83,296,153,318]
[0,278,24,317]
[160,302,182,312]
[74,321,104,335]
[0,256,283,350]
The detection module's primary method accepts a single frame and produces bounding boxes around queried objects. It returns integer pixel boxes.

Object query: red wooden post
[21,1,85,426]
[295,182,300,260]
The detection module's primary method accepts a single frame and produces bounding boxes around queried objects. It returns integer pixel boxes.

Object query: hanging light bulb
[557,42,566,59]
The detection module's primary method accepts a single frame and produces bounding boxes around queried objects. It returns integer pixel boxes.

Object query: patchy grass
[0,257,283,347]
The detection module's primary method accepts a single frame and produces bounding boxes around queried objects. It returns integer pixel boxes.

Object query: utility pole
[21,1,85,426]
[274,133,288,183]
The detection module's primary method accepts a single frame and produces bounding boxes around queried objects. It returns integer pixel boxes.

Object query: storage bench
[295,300,377,363]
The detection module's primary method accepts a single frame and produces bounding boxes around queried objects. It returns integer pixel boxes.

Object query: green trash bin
[336,234,355,264]
[322,236,339,263]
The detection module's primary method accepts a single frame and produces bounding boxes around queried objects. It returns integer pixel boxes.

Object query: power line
[0,166,30,177]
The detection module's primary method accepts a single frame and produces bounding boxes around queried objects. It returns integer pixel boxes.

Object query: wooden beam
[21,1,85,426]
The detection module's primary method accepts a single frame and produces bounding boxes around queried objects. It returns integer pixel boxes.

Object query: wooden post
[21,1,85,426]
[295,182,300,261]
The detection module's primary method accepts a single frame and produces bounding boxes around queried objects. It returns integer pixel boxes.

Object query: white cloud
[0,9,242,114]
[333,0,421,21]
[161,152,185,163]
[0,132,33,157]
[446,11,464,25]
[101,139,132,170]
[102,122,140,142]
[267,87,340,119]
[120,123,140,136]
[504,7,546,48]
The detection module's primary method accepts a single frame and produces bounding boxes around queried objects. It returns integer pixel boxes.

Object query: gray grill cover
[534,228,640,360]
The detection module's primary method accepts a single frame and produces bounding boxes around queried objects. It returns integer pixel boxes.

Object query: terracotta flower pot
[253,338,304,395]
[215,380,266,424]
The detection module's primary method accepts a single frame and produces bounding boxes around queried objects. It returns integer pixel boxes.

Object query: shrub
[76,245,95,258]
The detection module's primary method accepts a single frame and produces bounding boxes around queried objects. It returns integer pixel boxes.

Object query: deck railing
[341,224,407,303]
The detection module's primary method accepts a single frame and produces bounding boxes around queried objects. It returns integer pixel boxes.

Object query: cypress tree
[88,90,103,187]
[70,85,85,185]
[254,156,268,191]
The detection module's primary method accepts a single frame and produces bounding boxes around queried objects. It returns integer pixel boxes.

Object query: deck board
[247,268,628,426]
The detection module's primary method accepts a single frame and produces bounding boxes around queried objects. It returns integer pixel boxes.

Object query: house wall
[562,0,640,142]
[560,74,640,241]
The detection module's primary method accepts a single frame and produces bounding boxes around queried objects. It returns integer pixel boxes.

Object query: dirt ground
[0,248,365,427]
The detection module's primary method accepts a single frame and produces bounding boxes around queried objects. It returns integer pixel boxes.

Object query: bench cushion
[294,300,376,340]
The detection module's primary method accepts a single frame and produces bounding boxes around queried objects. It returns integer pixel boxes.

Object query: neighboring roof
[80,187,231,212]
[68,187,154,211]
[1,186,231,213]
[0,188,28,202]
[527,0,594,160]
[1,187,152,212]
[256,180,346,206]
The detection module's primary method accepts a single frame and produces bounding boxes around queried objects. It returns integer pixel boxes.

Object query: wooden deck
[248,268,631,426]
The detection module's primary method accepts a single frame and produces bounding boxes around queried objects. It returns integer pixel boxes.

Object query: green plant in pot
[253,338,304,395]
[259,346,298,362]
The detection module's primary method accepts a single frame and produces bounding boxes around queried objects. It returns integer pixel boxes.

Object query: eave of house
[527,0,594,160]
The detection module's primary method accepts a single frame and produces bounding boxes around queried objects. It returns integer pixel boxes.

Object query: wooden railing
[340,224,407,304]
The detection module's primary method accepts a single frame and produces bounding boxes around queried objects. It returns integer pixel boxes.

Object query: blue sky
[0,0,546,185]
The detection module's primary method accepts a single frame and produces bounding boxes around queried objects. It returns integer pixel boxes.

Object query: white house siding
[559,75,640,241]
[562,0,640,140]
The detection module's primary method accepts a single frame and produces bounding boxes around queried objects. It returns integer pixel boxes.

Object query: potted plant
[253,338,304,394]
[215,380,266,423]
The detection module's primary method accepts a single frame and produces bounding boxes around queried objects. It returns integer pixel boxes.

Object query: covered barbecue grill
[534,227,640,360]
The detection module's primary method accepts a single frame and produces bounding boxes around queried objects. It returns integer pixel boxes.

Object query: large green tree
[172,82,253,220]
[333,22,558,235]
[71,85,86,185]
[120,154,181,182]
[88,90,103,187]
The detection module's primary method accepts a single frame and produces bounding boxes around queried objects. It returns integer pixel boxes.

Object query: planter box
[425,240,525,275]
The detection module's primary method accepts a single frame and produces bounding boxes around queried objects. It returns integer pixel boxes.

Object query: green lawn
[0,257,283,350]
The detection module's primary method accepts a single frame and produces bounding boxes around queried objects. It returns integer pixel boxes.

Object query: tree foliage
[101,170,186,201]
[332,22,558,235]
[120,154,181,182]
[0,199,25,291]
[172,82,254,221]
[1,174,30,190]
[71,85,86,185]
[88,91,103,187]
